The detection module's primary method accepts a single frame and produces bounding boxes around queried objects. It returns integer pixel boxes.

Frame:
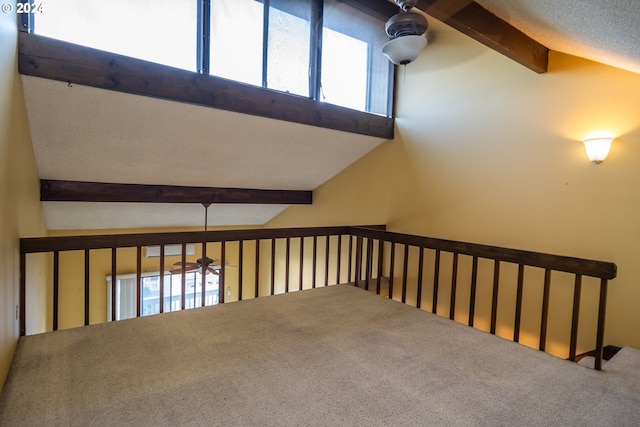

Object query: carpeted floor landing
[1,284,639,426]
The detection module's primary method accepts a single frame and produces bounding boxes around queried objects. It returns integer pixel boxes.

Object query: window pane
[185,273,198,309]
[321,0,392,116]
[321,29,368,111]
[141,276,160,317]
[267,0,313,96]
[210,0,264,85]
[34,0,197,71]
[203,273,220,306]
[164,274,179,313]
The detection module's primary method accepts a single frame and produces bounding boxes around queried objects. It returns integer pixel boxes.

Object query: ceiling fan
[382,0,429,65]
[169,203,221,276]
[169,256,221,276]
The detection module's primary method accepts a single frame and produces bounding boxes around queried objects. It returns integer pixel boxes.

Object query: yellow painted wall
[0,4,48,391]
[267,20,640,353]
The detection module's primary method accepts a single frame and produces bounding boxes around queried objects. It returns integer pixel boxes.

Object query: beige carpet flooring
[1,284,639,426]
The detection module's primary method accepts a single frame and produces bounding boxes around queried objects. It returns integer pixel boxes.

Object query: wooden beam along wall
[18,32,394,139]
[40,179,312,205]
[414,0,549,73]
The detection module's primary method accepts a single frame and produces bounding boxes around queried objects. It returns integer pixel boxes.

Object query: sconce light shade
[582,137,614,163]
[382,35,428,65]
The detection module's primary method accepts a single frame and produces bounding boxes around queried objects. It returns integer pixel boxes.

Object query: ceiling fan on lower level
[169,256,220,276]
[168,202,220,276]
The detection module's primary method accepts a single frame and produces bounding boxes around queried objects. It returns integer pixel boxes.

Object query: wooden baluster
[111,248,116,321]
[84,249,90,325]
[312,236,317,289]
[336,234,342,285]
[468,256,478,326]
[270,239,276,295]
[401,244,409,304]
[159,245,165,313]
[255,239,260,298]
[347,236,353,283]
[365,238,374,291]
[324,235,330,287]
[568,274,582,361]
[354,237,363,286]
[238,240,244,301]
[388,243,396,300]
[298,237,304,291]
[285,237,290,293]
[449,252,459,320]
[539,269,552,351]
[201,242,207,306]
[595,279,608,370]
[136,246,143,316]
[376,239,384,295]
[432,250,441,314]
[53,251,59,330]
[20,252,26,336]
[416,247,424,309]
[218,241,226,303]
[513,264,525,342]
[490,260,501,334]
[179,244,186,311]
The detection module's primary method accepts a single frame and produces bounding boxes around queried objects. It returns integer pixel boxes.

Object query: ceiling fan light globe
[382,35,427,65]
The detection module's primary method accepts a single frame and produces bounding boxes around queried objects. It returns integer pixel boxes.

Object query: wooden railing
[20,226,373,334]
[349,228,616,370]
[20,225,616,369]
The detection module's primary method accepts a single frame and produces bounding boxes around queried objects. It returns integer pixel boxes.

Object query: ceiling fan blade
[210,263,237,270]
[169,261,200,274]
[172,261,200,269]
[169,266,200,274]
[207,267,220,275]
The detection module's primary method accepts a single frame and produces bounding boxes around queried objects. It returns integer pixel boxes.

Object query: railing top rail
[348,227,617,280]
[20,224,615,279]
[20,225,386,254]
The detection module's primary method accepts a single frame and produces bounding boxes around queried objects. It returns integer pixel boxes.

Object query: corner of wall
[0,6,48,392]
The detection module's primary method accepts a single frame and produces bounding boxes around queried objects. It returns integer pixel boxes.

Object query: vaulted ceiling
[20,0,640,231]
[474,0,640,75]
[22,74,384,230]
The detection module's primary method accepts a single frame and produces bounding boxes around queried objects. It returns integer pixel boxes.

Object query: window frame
[17,0,396,136]
[107,270,220,321]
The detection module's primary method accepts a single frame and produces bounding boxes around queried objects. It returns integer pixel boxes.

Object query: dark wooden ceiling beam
[414,0,549,73]
[347,0,399,20]
[40,180,312,205]
[18,32,394,139]
[419,0,475,20]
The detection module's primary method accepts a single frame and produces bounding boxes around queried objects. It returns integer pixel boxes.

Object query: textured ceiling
[474,0,640,74]
[22,76,385,229]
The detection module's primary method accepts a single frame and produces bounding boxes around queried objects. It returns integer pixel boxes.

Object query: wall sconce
[582,137,614,164]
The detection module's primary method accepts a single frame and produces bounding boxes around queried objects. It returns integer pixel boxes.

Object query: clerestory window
[27,0,394,117]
